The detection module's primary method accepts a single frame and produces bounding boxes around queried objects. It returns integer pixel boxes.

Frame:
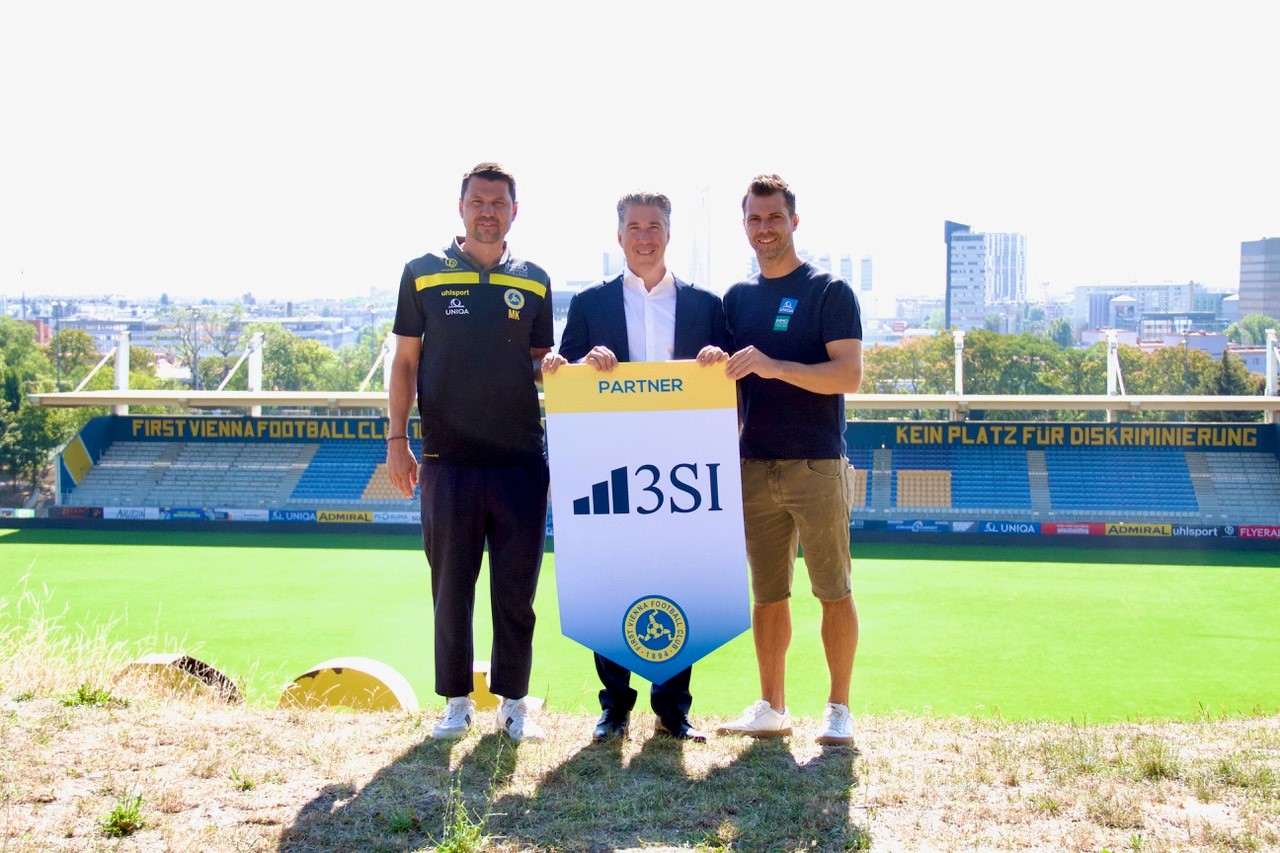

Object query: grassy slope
[2,529,1278,720]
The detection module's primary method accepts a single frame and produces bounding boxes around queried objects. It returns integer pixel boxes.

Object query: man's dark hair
[741,173,796,217]
[616,192,672,229]
[461,162,517,202]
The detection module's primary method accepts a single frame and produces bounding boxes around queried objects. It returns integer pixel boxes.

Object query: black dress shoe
[655,717,707,742]
[593,711,629,742]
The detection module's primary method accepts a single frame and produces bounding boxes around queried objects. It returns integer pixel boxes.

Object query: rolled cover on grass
[120,653,243,703]
[278,657,417,712]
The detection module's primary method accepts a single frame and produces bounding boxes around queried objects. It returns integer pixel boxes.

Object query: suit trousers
[420,457,548,700]
[594,653,693,726]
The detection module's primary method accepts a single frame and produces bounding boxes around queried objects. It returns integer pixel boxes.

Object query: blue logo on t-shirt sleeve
[778,298,798,315]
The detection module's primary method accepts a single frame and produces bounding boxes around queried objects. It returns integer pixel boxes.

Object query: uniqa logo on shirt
[445,298,470,316]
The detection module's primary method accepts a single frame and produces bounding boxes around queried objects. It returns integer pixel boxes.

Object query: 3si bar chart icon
[573,466,630,515]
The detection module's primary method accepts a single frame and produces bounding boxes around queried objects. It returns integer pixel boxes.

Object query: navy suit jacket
[558,275,730,363]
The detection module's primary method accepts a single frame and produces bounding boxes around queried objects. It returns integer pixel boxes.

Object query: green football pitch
[2,528,1277,722]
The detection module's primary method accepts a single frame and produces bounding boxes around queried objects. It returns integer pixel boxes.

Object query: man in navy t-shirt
[715,174,863,747]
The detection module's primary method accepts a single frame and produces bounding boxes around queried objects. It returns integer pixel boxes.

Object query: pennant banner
[544,361,751,684]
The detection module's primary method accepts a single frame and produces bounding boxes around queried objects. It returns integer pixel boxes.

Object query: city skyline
[3,4,1277,304]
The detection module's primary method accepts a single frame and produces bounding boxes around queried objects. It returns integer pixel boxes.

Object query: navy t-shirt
[724,262,862,459]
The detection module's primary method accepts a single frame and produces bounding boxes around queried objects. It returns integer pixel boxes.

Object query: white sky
[3,2,1278,304]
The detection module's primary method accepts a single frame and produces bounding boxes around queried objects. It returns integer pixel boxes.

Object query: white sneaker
[815,702,855,746]
[497,697,545,742]
[715,700,792,737]
[432,697,475,739]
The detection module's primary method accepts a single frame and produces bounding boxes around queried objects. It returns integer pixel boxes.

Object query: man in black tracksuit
[388,162,553,743]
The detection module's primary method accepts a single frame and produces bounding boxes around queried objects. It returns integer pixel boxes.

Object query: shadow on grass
[278,733,863,852]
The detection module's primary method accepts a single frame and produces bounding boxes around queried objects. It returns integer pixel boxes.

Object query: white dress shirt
[621,267,677,362]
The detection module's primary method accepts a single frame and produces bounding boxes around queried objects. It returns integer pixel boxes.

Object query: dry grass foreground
[2,596,1279,851]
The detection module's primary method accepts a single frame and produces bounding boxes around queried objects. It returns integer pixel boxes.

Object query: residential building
[1072,282,1231,334]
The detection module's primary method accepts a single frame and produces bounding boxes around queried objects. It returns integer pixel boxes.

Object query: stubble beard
[754,233,791,265]
[468,223,504,245]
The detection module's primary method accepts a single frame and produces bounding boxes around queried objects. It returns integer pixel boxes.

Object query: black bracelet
[386,435,409,441]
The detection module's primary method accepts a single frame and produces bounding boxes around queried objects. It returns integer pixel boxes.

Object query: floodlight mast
[952,330,965,422]
[113,332,130,415]
[1267,328,1278,425]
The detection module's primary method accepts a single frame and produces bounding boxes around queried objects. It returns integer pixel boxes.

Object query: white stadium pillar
[114,331,130,415]
[247,332,264,417]
[382,332,396,399]
[951,330,965,421]
[1105,330,1120,423]
[1267,329,1277,425]
[1267,329,1277,397]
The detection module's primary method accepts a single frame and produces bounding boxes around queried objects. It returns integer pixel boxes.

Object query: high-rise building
[943,221,970,329]
[945,222,1027,330]
[947,229,988,331]
[860,256,873,294]
[1239,238,1280,319]
[690,185,712,288]
[603,250,624,278]
[986,233,1027,303]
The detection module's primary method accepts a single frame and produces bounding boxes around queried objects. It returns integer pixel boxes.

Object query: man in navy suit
[542,191,729,742]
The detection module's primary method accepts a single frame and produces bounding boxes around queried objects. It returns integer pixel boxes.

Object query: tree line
[861,320,1272,421]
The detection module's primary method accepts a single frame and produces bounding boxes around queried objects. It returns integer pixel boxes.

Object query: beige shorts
[741,458,854,605]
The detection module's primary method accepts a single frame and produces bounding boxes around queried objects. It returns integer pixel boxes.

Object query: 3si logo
[444,257,458,269]
[623,596,687,662]
[571,463,723,516]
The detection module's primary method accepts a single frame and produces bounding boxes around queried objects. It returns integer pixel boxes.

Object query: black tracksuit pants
[420,457,548,700]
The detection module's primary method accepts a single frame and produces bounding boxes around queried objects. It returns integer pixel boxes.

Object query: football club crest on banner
[544,361,750,684]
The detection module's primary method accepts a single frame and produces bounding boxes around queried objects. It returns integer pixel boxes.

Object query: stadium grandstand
[16,329,1280,545]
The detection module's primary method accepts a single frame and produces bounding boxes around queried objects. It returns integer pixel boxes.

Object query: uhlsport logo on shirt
[623,596,687,662]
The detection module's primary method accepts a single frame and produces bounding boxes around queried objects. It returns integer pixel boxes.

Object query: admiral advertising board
[104,507,160,521]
